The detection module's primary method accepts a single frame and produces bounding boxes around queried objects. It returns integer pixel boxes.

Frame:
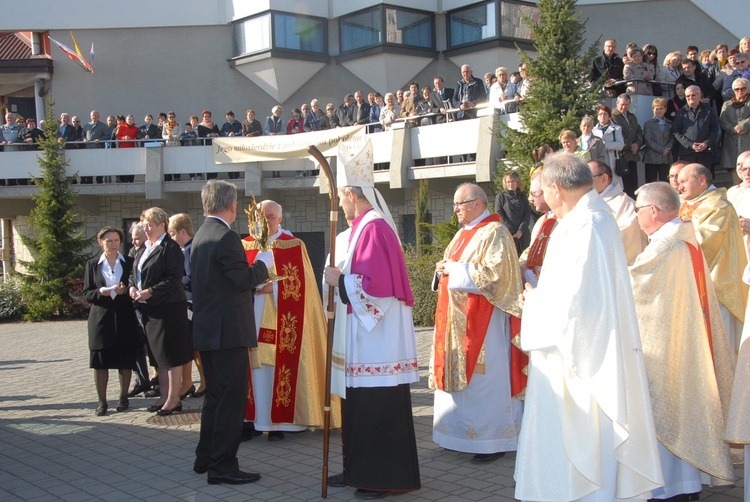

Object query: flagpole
[307,145,338,499]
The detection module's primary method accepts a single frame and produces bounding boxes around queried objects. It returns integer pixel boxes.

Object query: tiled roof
[0,33,32,60]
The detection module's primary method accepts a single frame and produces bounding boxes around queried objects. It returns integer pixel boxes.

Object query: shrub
[0,276,23,320]
[404,245,441,327]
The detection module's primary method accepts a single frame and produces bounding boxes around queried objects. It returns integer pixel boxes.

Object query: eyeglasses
[734,87,748,92]
[453,199,477,207]
[530,191,543,198]
[739,167,750,174]
[646,52,656,56]
[592,173,605,178]
[634,205,654,213]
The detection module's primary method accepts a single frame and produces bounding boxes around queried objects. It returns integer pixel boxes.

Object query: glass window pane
[233,14,271,57]
[341,8,382,52]
[273,13,325,53]
[501,3,539,40]
[385,8,432,48]
[450,2,496,48]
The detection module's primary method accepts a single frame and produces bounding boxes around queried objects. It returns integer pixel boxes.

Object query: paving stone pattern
[0,321,743,501]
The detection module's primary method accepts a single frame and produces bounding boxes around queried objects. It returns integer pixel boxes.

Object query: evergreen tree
[498,0,601,186]
[414,179,431,256]
[20,102,93,321]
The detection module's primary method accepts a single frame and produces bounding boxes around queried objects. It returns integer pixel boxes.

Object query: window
[233,12,326,58]
[501,2,540,40]
[448,1,539,49]
[341,7,382,52]
[340,6,434,53]
[233,14,271,57]
[274,13,325,53]
[449,2,497,48]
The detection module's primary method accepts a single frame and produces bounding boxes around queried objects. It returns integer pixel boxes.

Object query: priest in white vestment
[515,152,663,502]
[430,183,524,463]
[630,182,735,499]
[588,159,647,265]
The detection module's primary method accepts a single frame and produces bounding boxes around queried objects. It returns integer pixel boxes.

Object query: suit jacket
[353,102,370,124]
[129,233,187,306]
[434,87,454,104]
[190,217,268,351]
[83,255,139,351]
[58,123,77,148]
[336,104,355,127]
[642,117,674,164]
[611,110,644,163]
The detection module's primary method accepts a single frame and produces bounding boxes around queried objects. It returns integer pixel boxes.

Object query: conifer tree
[499,0,601,181]
[20,102,93,320]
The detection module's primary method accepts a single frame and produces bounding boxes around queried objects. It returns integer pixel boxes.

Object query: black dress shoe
[241,423,263,442]
[116,399,129,412]
[144,388,161,398]
[327,473,346,487]
[471,452,505,463]
[156,403,183,416]
[354,489,390,499]
[267,431,285,441]
[179,384,196,400]
[127,384,149,398]
[193,464,208,474]
[207,470,261,485]
[192,389,206,398]
[95,405,108,416]
[147,404,163,413]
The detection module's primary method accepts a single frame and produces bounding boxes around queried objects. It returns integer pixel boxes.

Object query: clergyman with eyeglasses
[430,182,524,464]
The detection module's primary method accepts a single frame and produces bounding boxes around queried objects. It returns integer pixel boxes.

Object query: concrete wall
[577,0,737,57]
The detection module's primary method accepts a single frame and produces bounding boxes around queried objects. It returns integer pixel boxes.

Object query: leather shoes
[95,405,108,416]
[179,384,196,400]
[144,388,161,398]
[241,423,263,442]
[156,403,183,416]
[115,399,129,412]
[127,384,150,398]
[193,464,208,475]
[327,473,346,487]
[267,431,285,441]
[354,489,390,499]
[192,388,206,398]
[207,470,261,485]
[471,452,505,463]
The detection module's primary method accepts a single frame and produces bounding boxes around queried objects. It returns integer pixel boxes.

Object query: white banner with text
[211,125,366,164]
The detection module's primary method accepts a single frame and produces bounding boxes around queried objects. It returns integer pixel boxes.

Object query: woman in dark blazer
[129,207,192,416]
[82,227,140,416]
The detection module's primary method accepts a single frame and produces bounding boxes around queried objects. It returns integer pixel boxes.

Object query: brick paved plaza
[0,321,743,501]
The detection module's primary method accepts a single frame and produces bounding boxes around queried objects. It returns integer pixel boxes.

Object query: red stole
[525,214,557,277]
[434,214,523,392]
[243,233,307,424]
[686,242,714,361]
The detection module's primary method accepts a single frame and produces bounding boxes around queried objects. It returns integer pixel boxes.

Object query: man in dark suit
[353,91,370,125]
[335,94,356,128]
[57,113,77,148]
[190,180,271,485]
[433,77,455,123]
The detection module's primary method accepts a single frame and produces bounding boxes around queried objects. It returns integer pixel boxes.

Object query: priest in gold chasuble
[430,183,524,463]
[678,163,748,358]
[630,182,735,500]
[243,200,340,434]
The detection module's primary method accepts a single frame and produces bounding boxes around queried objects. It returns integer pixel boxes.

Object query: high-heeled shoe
[147,403,164,413]
[179,384,196,400]
[95,405,108,416]
[156,402,183,416]
[116,399,129,412]
[192,387,206,398]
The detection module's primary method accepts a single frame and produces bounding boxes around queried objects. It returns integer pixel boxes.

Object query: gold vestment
[680,187,748,323]
[630,221,735,483]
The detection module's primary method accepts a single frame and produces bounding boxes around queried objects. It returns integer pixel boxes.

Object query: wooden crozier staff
[307,145,338,498]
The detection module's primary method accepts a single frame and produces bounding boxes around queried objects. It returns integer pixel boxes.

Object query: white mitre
[336,138,400,242]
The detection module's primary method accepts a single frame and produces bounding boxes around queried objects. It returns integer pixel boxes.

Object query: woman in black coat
[495,171,532,255]
[129,207,192,416]
[82,227,140,416]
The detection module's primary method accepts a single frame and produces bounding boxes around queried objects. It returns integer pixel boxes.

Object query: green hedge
[404,246,441,327]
